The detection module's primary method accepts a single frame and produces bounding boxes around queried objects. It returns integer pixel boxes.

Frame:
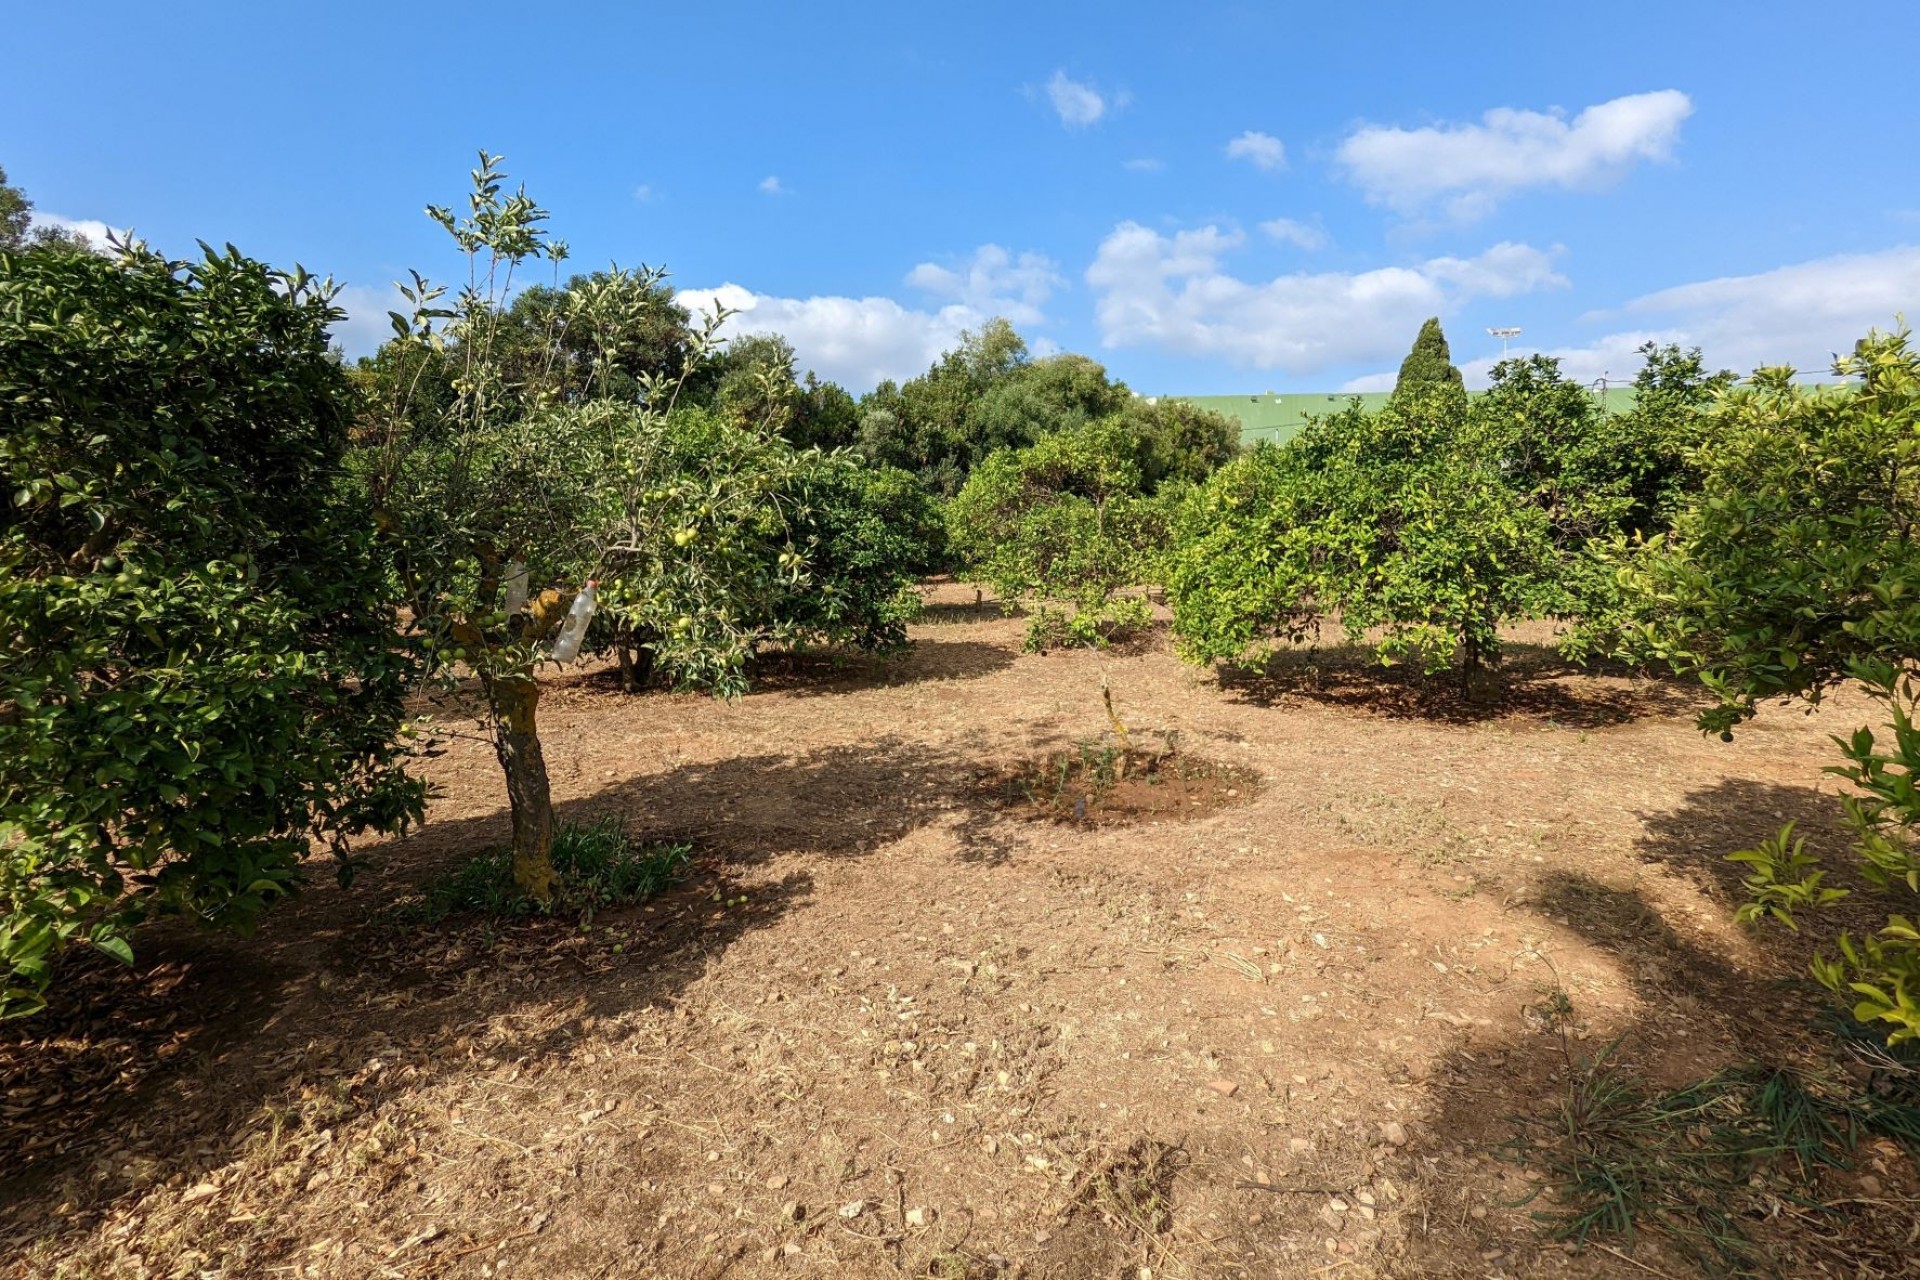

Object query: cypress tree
[1392,317,1466,401]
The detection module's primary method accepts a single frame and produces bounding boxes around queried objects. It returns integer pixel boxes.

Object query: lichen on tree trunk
[486,671,558,900]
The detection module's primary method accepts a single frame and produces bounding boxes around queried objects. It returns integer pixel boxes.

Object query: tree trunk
[615,633,656,693]
[486,672,558,900]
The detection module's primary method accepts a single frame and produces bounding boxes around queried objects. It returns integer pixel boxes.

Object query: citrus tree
[362,154,929,898]
[1169,384,1558,682]
[1615,329,1920,1040]
[947,419,1202,650]
[1,242,423,1015]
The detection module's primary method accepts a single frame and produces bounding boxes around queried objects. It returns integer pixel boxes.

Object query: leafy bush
[1614,328,1920,1041]
[589,410,937,689]
[854,324,1237,497]
[411,816,689,923]
[1023,595,1154,654]
[0,244,424,1016]
[1169,384,1558,680]
[1167,341,1716,685]
[948,421,1183,649]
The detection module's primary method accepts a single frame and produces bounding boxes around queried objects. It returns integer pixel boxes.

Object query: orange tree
[1,242,422,1015]
[361,155,927,899]
[1616,329,1920,1041]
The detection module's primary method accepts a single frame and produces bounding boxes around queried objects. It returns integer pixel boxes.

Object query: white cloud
[1337,89,1693,220]
[1124,157,1164,173]
[1259,218,1328,251]
[903,244,1062,325]
[633,184,655,203]
[675,243,1061,391]
[1225,130,1287,172]
[759,175,784,196]
[1335,370,1399,394]
[1046,71,1107,128]
[1344,245,1920,390]
[672,285,982,392]
[1569,245,1920,379]
[1085,220,1564,373]
[31,212,128,251]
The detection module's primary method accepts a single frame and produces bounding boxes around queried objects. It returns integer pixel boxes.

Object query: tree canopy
[1613,329,1920,1041]
[1391,316,1465,407]
[1,243,423,1016]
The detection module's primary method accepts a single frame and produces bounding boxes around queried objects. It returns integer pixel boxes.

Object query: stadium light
[1487,326,1522,358]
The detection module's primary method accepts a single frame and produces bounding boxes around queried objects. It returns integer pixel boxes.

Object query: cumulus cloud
[674,244,1062,391]
[1259,218,1328,251]
[1225,131,1287,172]
[1343,245,1920,391]
[670,286,982,392]
[1561,245,1920,380]
[903,244,1062,325]
[1124,157,1164,173]
[31,212,128,251]
[1085,220,1564,373]
[632,184,655,203]
[1046,71,1108,128]
[1337,90,1693,220]
[758,175,784,196]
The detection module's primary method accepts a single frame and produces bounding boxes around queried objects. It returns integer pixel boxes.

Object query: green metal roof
[1161,388,1644,448]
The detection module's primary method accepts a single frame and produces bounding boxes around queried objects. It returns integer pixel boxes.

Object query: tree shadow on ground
[745,638,1017,695]
[549,736,1004,862]
[0,820,824,1259]
[1632,778,1854,908]
[564,636,1018,701]
[1216,640,1704,728]
[916,598,1026,625]
[0,733,1060,1256]
[1406,871,1912,1277]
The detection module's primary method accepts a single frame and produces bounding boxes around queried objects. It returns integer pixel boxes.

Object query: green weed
[410,816,691,925]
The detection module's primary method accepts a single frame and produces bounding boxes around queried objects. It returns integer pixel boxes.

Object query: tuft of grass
[410,816,691,925]
[1503,1035,1920,1276]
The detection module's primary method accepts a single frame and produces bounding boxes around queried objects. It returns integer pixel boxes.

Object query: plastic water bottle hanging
[550,580,598,663]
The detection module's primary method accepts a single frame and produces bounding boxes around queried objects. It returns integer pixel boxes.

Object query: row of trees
[5,146,1916,1046]
[1166,330,1728,681]
[933,315,1919,1044]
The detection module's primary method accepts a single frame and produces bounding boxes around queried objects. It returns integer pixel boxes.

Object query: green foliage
[0,243,424,1016]
[853,327,1189,496]
[0,164,93,255]
[782,458,942,649]
[1169,336,1720,685]
[1390,316,1465,409]
[411,816,690,923]
[1613,327,1920,1042]
[1728,824,1848,930]
[362,155,928,902]
[1170,382,1558,678]
[0,164,29,249]
[1023,595,1154,653]
[587,409,933,693]
[948,420,1193,648]
[1612,339,1920,734]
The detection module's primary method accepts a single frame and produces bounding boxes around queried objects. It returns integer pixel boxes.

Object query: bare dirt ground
[4,583,1915,1279]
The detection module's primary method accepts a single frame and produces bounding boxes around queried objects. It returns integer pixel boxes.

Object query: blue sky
[7,2,1918,394]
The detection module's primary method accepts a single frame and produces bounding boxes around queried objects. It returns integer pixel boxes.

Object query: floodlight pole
[1487,326,1521,359]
